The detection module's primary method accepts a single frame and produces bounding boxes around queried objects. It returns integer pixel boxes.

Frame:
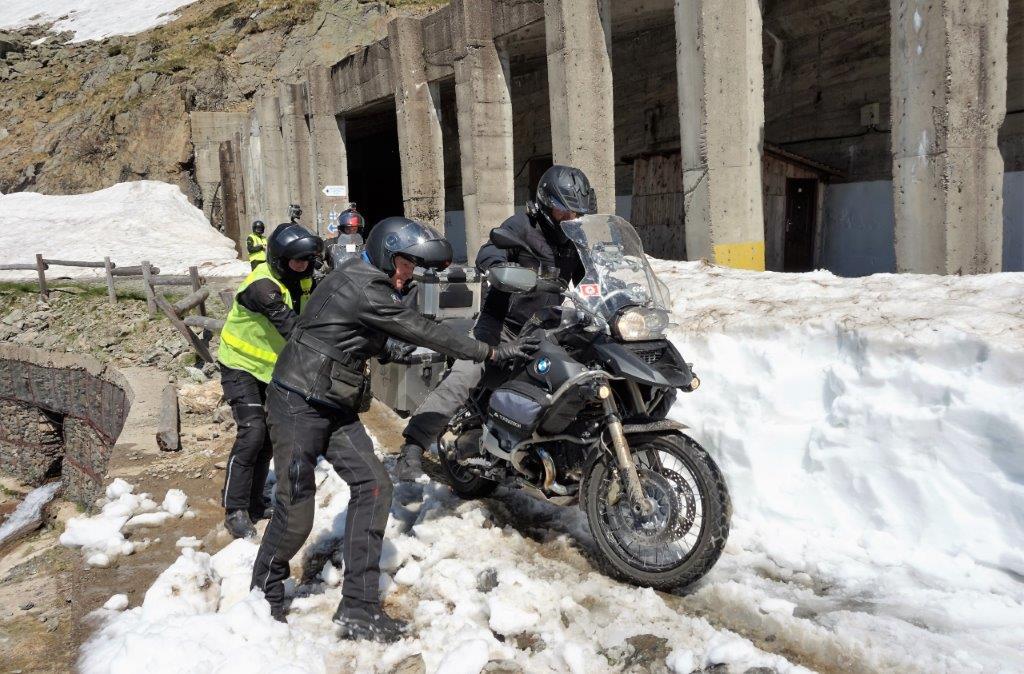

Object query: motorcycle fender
[621,419,689,434]
[590,341,673,387]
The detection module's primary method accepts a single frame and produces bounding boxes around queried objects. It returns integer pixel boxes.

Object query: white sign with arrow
[322,185,347,197]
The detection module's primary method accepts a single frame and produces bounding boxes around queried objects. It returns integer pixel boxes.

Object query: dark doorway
[345,104,404,236]
[784,179,817,272]
[527,155,553,197]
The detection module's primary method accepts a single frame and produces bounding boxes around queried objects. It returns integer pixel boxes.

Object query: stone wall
[0,399,62,486]
[0,345,131,507]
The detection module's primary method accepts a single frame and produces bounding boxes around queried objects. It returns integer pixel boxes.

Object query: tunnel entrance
[345,103,405,236]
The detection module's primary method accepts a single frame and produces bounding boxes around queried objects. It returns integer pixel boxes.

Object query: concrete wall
[820,180,896,276]
[190,0,1022,276]
[189,111,249,226]
[820,171,1024,276]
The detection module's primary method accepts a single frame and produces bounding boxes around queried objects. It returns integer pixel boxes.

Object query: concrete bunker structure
[192,0,1024,275]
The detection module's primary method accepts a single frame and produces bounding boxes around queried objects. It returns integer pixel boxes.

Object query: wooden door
[631,153,685,260]
[784,178,817,272]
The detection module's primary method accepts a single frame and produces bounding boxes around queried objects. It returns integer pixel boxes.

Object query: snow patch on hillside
[0,1,197,43]
[0,181,250,280]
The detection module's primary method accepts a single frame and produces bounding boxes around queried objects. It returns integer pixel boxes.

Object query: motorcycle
[438,214,731,590]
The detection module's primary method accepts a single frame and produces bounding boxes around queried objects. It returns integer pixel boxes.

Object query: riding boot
[333,598,408,643]
[397,443,424,482]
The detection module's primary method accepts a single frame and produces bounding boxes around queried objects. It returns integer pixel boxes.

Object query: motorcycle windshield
[560,215,671,323]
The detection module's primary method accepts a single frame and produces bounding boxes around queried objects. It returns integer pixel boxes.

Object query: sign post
[320,185,348,239]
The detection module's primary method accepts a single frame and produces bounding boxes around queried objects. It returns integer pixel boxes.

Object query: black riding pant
[251,382,392,608]
[220,364,272,514]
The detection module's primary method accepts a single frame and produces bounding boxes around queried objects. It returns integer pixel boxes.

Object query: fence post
[188,266,207,316]
[141,260,156,316]
[103,257,117,304]
[34,254,48,301]
[188,265,212,351]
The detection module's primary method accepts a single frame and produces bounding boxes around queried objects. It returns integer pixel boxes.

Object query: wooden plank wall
[631,153,685,260]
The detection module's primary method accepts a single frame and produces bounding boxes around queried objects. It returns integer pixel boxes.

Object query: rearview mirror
[489,228,531,251]
[488,264,538,294]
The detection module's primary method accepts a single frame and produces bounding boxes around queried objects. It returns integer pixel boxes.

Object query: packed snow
[0,181,250,281]
[0,0,198,43]
[78,261,1024,672]
[0,481,61,548]
[79,459,809,674]
[60,478,191,567]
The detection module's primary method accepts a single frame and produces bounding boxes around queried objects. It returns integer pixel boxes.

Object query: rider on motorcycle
[397,164,597,481]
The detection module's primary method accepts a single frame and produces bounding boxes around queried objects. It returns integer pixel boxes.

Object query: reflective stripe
[220,325,278,364]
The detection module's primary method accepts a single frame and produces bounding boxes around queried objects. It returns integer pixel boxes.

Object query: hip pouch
[324,360,369,411]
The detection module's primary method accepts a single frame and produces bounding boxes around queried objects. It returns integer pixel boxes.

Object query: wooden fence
[1,255,227,364]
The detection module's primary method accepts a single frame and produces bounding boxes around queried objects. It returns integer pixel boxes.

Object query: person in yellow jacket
[218,223,322,538]
[246,221,268,270]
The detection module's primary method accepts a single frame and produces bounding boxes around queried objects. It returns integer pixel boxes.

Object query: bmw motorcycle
[439,214,730,590]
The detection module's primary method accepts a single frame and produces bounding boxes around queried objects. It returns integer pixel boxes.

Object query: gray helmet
[364,216,452,275]
[534,165,597,218]
[252,220,265,235]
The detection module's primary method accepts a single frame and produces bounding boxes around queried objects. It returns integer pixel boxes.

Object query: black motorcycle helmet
[267,223,323,282]
[364,216,452,275]
[338,205,365,236]
[529,164,597,234]
[252,220,265,235]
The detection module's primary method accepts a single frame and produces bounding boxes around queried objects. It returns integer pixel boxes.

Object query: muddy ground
[0,281,416,673]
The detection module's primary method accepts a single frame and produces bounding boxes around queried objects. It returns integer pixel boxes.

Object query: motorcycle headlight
[612,307,669,341]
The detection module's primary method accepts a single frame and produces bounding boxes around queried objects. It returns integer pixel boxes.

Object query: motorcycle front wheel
[582,432,730,591]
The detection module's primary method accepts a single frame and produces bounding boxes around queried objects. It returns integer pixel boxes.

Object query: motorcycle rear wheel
[583,432,730,591]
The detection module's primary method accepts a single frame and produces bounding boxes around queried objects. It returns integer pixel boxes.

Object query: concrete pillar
[675,0,765,270]
[307,66,349,236]
[279,82,316,230]
[452,0,515,259]
[544,0,616,214]
[218,140,245,257]
[255,95,290,228]
[388,17,446,230]
[890,0,1008,274]
[241,111,265,233]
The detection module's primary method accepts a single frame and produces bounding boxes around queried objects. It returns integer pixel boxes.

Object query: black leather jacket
[474,212,584,345]
[272,256,490,408]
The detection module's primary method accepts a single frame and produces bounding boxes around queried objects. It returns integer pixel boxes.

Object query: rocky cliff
[0,0,440,206]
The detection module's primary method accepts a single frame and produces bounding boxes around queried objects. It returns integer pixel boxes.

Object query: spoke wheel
[583,433,730,590]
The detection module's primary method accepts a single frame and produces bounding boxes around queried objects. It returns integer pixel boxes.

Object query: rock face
[0,0,419,209]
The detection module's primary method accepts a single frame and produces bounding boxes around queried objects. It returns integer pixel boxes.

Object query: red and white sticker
[579,283,601,297]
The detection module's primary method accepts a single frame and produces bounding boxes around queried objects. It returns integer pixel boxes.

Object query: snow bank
[0,1,197,43]
[653,260,1024,576]
[60,479,191,567]
[654,260,1024,671]
[0,181,250,280]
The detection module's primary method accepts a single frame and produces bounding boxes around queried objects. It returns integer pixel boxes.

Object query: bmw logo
[536,357,551,375]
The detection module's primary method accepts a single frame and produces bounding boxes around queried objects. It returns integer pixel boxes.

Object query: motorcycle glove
[489,335,542,363]
[381,338,417,364]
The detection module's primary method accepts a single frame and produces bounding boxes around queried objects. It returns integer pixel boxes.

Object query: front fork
[601,394,653,516]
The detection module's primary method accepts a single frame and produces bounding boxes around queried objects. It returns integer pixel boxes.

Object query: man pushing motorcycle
[397,164,597,481]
